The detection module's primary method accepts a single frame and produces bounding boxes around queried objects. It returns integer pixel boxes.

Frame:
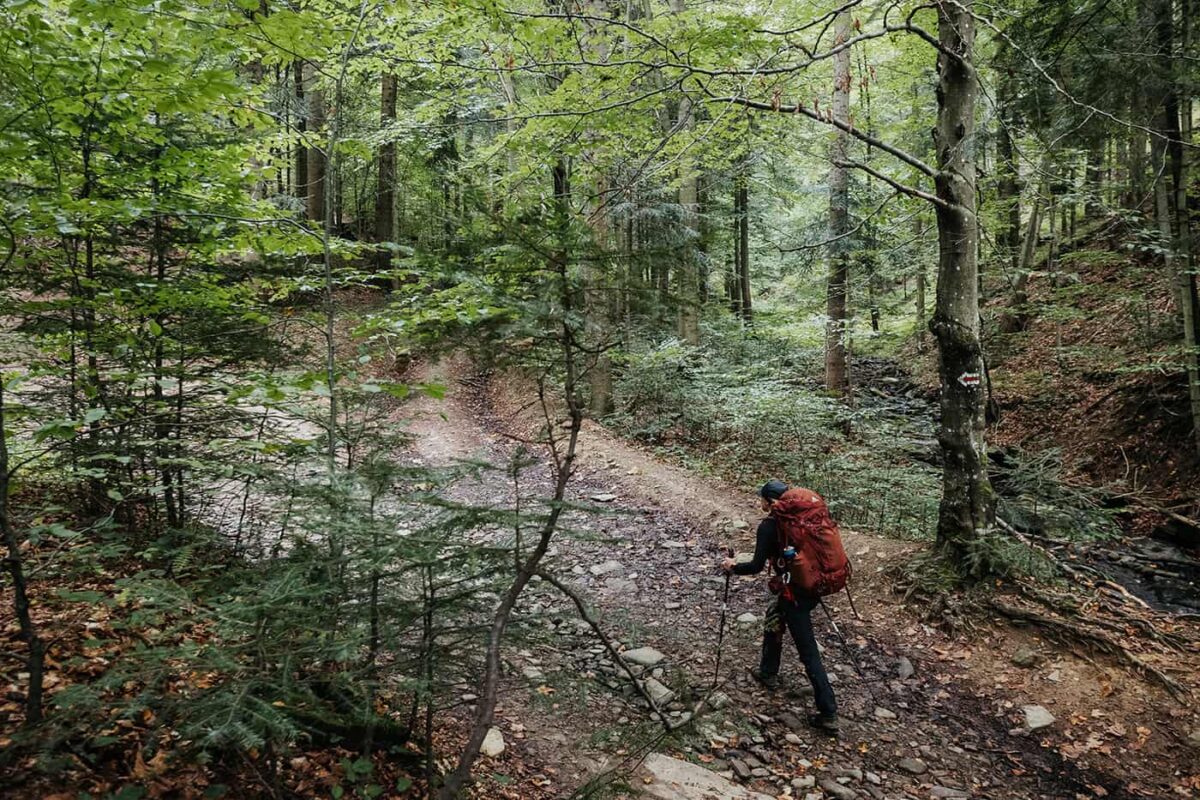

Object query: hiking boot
[748,667,778,691]
[807,713,840,735]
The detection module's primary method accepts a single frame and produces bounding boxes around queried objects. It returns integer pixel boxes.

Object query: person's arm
[731,519,775,576]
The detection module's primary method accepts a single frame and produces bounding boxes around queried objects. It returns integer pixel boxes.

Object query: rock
[604,578,638,595]
[480,727,505,757]
[637,753,774,800]
[785,733,802,745]
[590,493,618,502]
[778,712,804,732]
[1022,704,1056,731]
[897,758,927,775]
[461,693,478,702]
[665,601,682,610]
[839,768,863,781]
[661,540,687,549]
[874,707,897,720]
[590,560,623,576]
[736,612,758,625]
[522,666,544,681]
[897,656,915,679]
[930,787,970,799]
[791,775,816,790]
[865,772,881,785]
[709,691,731,710]
[730,758,753,781]
[1010,647,1039,668]
[820,777,858,799]
[1187,728,1200,750]
[643,677,675,705]
[623,647,666,667]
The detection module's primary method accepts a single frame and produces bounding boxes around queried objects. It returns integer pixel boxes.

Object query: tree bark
[0,382,45,726]
[671,0,700,345]
[374,73,397,273]
[915,216,927,351]
[737,161,752,322]
[929,0,995,572]
[294,60,308,205]
[825,10,852,395]
[306,63,326,223]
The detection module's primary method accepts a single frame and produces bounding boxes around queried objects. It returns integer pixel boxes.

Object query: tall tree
[930,0,995,569]
[671,0,701,345]
[375,72,398,272]
[825,10,852,395]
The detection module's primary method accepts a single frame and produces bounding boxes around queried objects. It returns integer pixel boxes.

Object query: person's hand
[720,557,736,574]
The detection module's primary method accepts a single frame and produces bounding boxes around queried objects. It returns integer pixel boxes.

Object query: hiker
[720,479,839,733]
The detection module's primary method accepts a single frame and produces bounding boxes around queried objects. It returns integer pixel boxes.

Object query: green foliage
[609,323,942,540]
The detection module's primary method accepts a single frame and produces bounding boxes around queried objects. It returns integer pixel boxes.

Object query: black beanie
[759,479,788,501]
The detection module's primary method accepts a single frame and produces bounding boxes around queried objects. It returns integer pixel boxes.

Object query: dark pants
[760,594,837,716]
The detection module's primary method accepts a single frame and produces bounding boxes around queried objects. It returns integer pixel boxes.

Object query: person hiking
[720,479,839,734]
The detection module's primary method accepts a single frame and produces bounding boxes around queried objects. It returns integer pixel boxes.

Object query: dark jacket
[732,517,781,576]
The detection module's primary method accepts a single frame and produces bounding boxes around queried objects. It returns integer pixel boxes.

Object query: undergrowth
[607,322,941,540]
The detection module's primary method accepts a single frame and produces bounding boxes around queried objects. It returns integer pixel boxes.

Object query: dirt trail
[402,358,1199,800]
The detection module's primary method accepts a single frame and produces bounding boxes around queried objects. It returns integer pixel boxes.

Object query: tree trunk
[1154,0,1200,454]
[996,81,1021,274]
[825,10,852,395]
[375,73,397,273]
[306,63,326,223]
[915,216,927,351]
[737,162,752,322]
[929,0,995,573]
[0,382,45,726]
[294,60,307,205]
[671,0,700,345]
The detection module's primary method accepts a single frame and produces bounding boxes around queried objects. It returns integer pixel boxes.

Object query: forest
[1,0,1199,797]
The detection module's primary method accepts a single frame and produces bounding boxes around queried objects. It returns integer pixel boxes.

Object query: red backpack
[772,487,851,598]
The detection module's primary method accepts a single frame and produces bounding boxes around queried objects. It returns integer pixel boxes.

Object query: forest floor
[396,356,1200,800]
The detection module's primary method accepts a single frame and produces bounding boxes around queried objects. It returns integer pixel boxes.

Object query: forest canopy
[1,0,1198,797]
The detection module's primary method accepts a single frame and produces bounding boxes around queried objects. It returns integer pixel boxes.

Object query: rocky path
[398,359,1199,800]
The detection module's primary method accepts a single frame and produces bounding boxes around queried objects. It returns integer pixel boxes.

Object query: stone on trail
[637,753,774,800]
[522,666,544,681]
[873,706,897,720]
[1187,727,1200,750]
[643,677,675,705]
[1022,704,1056,731]
[736,612,758,624]
[480,727,505,758]
[897,757,928,775]
[1010,646,1039,668]
[729,758,753,781]
[930,787,970,799]
[897,656,915,679]
[590,492,618,502]
[590,559,623,576]
[661,540,687,549]
[820,777,858,799]
[791,775,815,790]
[622,647,666,667]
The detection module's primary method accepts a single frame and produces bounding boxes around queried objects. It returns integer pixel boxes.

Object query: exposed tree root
[989,598,1191,702]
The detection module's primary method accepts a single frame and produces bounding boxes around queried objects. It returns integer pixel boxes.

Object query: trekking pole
[710,547,734,692]
[819,598,879,707]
